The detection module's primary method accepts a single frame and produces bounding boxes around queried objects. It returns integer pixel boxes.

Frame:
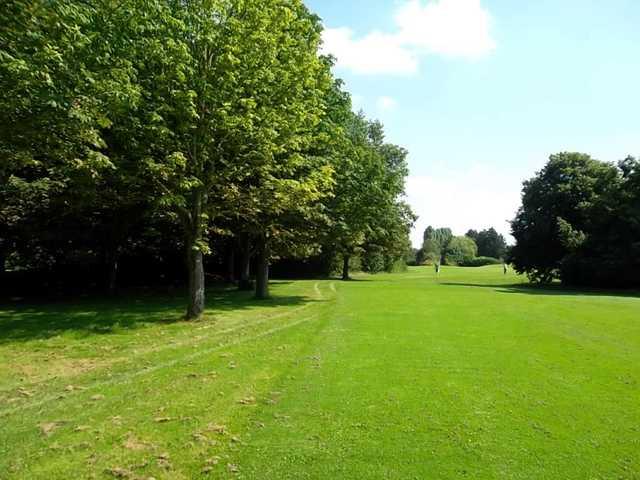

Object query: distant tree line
[510,152,640,287]
[0,0,415,318]
[413,225,506,266]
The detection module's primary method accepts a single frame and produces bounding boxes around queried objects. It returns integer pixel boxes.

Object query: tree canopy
[510,152,640,287]
[444,236,478,266]
[465,228,507,259]
[0,0,414,316]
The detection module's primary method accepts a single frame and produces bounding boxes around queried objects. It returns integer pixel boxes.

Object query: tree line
[510,152,640,287]
[414,226,507,266]
[0,0,415,318]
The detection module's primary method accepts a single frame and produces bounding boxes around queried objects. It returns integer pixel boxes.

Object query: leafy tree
[0,0,417,301]
[466,227,507,259]
[414,248,426,265]
[139,0,333,313]
[465,229,479,241]
[444,236,477,265]
[324,112,395,280]
[0,0,149,280]
[422,226,452,264]
[220,5,334,300]
[510,152,620,283]
[0,0,120,177]
[362,201,415,273]
[557,156,640,286]
[360,126,415,274]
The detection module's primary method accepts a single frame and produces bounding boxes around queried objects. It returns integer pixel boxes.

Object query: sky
[304,0,640,247]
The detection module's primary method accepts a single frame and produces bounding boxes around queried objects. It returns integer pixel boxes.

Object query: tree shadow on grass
[0,283,319,344]
[440,281,640,299]
[327,276,374,282]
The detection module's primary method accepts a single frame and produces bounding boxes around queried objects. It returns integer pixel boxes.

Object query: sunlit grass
[1,267,639,478]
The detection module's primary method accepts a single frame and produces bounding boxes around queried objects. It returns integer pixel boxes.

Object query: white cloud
[377,96,398,111]
[395,0,495,58]
[321,0,495,76]
[405,167,522,247]
[321,27,418,75]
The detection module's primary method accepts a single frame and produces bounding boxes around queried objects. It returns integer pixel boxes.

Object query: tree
[422,226,452,264]
[466,228,507,259]
[217,5,334,300]
[139,0,333,313]
[323,109,414,280]
[557,156,640,287]
[0,0,151,282]
[362,201,415,273]
[444,236,477,265]
[465,229,479,242]
[510,152,620,283]
[0,0,416,298]
[360,125,415,274]
[324,112,383,280]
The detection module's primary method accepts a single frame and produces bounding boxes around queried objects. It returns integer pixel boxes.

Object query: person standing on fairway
[503,263,508,275]
[435,262,440,277]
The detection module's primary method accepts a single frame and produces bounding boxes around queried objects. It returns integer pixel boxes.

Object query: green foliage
[0,0,415,309]
[511,152,640,286]
[406,248,420,266]
[421,226,453,263]
[444,236,478,266]
[323,106,415,278]
[460,256,502,267]
[361,250,386,273]
[466,228,507,259]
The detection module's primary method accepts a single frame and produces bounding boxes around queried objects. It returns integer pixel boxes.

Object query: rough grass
[1,266,639,479]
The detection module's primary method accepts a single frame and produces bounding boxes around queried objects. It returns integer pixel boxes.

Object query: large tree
[324,110,413,280]
[324,112,382,280]
[557,156,640,287]
[0,0,147,279]
[510,152,620,283]
[139,0,333,314]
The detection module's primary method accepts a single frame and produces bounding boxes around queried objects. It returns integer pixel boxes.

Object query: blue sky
[305,0,640,246]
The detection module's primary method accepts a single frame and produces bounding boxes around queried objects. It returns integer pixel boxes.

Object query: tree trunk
[104,216,128,295]
[186,243,205,319]
[342,254,350,281]
[106,249,119,296]
[225,238,236,284]
[238,233,253,291]
[0,241,6,275]
[254,235,270,299]
[185,190,206,320]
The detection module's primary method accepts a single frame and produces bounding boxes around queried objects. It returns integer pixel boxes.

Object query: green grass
[1,266,639,479]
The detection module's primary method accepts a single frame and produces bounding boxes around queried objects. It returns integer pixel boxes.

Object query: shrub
[460,256,502,267]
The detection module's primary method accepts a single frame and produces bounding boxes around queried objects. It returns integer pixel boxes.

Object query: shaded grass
[1,267,639,479]
[0,282,307,343]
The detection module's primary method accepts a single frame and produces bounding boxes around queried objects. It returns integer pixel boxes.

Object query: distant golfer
[503,263,508,275]
[435,262,441,276]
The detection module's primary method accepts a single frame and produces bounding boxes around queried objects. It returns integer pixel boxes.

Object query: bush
[387,257,408,273]
[460,256,502,267]
[362,251,385,273]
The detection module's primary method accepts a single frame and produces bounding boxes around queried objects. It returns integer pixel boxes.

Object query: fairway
[1,266,639,479]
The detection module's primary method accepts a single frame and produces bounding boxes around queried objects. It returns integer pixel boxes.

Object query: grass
[1,266,639,479]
